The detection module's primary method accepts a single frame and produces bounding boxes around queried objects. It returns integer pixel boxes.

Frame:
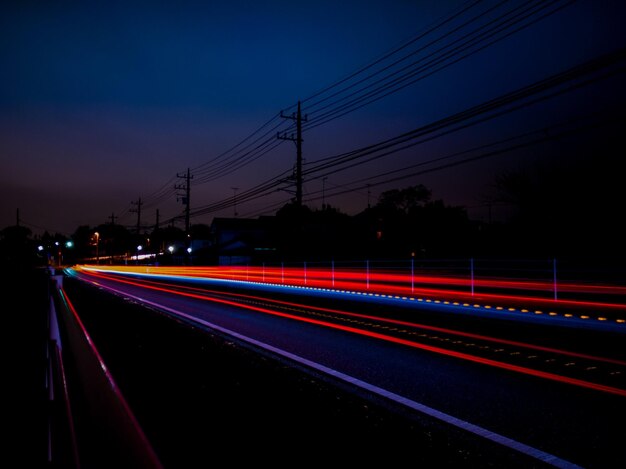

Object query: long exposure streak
[77,265,626,319]
[70,268,626,397]
[81,269,626,367]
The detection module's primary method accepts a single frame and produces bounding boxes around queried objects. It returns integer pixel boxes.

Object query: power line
[299,0,486,108]
[182,0,575,216]
[302,109,626,207]
[178,46,626,220]
[147,1,580,224]
[157,1,517,202]
[301,46,626,179]
[303,0,574,131]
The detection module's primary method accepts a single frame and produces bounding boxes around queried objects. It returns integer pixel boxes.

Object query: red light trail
[76,265,626,322]
[70,266,626,398]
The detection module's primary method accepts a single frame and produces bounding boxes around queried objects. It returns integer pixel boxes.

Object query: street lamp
[54,241,62,267]
[94,232,100,265]
[137,245,142,265]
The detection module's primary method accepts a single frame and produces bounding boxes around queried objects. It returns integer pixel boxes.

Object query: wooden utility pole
[278,101,307,207]
[175,168,193,235]
[130,198,142,234]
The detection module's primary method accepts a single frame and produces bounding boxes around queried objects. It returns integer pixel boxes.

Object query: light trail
[70,267,626,397]
[64,273,585,469]
[75,265,626,322]
[82,268,626,367]
[84,264,626,295]
[54,285,165,468]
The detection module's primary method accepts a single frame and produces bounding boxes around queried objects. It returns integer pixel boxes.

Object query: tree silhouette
[0,225,36,269]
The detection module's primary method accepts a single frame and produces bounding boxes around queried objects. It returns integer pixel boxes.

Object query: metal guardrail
[47,274,80,467]
[47,272,163,468]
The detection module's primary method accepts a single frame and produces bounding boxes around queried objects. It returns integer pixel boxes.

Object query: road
[62,265,626,468]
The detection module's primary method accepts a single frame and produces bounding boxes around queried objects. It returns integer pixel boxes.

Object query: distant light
[65,241,73,248]
[168,246,174,253]
[187,247,192,253]
[137,245,143,251]
[38,245,44,251]
[54,241,59,246]
[136,253,156,261]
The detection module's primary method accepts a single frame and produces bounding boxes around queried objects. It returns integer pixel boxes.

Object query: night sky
[2,0,625,237]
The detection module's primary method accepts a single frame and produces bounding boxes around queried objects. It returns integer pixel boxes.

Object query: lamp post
[94,232,100,265]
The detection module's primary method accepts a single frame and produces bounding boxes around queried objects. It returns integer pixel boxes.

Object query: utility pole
[108,213,117,225]
[231,187,239,217]
[175,168,193,235]
[130,198,142,235]
[155,209,162,252]
[278,101,307,207]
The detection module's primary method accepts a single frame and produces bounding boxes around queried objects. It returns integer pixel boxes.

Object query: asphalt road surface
[53,267,626,468]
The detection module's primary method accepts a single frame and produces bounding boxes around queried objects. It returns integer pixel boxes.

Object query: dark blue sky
[2,0,625,236]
